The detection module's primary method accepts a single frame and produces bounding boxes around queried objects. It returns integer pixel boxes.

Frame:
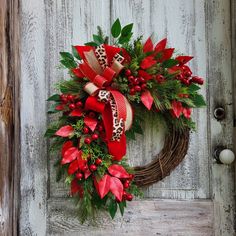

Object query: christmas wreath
[45,19,206,222]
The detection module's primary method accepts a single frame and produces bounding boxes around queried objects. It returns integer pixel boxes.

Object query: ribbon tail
[108,134,126,161]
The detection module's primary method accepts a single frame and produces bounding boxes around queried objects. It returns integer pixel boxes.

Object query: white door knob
[219,149,235,165]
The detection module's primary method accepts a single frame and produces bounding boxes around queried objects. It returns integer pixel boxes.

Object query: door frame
[0,0,236,235]
[0,0,20,235]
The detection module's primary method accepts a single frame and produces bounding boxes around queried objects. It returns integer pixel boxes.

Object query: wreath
[45,19,206,222]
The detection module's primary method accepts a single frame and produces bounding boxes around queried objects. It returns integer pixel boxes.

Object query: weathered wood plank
[48,199,213,236]
[0,0,20,235]
[20,0,48,235]
[111,0,209,199]
[206,0,235,235]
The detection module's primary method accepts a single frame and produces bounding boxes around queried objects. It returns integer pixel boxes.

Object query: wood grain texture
[0,0,20,235]
[20,0,48,235]
[48,199,213,236]
[206,0,235,235]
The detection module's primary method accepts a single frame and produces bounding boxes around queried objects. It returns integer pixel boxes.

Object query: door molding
[0,0,20,235]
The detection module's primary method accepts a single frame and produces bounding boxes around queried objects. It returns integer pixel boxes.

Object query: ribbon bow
[74,44,133,161]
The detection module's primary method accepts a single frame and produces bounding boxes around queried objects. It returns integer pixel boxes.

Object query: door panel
[19,0,235,235]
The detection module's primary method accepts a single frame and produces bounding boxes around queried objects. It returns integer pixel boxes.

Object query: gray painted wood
[19,0,235,235]
[48,199,213,236]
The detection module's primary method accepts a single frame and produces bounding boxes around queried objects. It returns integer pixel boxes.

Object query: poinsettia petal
[84,167,91,179]
[108,164,130,178]
[161,48,175,61]
[143,37,154,53]
[96,174,111,199]
[121,48,131,63]
[141,90,154,110]
[55,125,74,137]
[140,56,156,69]
[68,160,80,175]
[138,70,152,80]
[61,141,73,156]
[155,38,167,53]
[61,147,79,164]
[110,177,123,202]
[171,100,183,118]
[183,107,192,119]
[84,116,98,131]
[71,179,83,197]
[70,108,83,117]
[175,56,193,65]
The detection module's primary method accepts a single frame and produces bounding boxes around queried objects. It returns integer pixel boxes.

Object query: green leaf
[60,52,74,61]
[72,46,81,60]
[118,201,125,216]
[44,128,57,138]
[162,59,179,68]
[118,33,133,44]
[108,199,118,219]
[84,41,98,47]
[93,34,104,45]
[47,94,60,101]
[188,83,201,93]
[60,59,77,69]
[191,94,206,107]
[111,19,121,38]
[121,23,133,37]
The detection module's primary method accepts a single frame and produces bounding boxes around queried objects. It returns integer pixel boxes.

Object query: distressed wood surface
[20,0,48,235]
[206,0,235,235]
[48,199,213,236]
[0,0,20,235]
[19,0,235,235]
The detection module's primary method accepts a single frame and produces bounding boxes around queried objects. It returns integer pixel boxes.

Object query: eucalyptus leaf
[111,18,121,38]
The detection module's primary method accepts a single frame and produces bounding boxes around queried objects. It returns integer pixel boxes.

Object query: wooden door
[18,0,235,235]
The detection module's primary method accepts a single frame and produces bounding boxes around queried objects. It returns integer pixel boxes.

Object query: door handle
[214,147,235,164]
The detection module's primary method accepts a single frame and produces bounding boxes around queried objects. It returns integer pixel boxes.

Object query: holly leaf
[47,94,60,101]
[60,59,77,69]
[121,23,133,37]
[111,19,121,38]
[47,103,61,114]
[162,59,179,68]
[191,94,206,107]
[93,34,104,45]
[108,164,130,178]
[108,199,118,219]
[60,52,74,61]
[188,83,201,93]
[118,201,125,216]
[55,125,74,137]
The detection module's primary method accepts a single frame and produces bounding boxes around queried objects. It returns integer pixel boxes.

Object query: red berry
[97,124,103,132]
[84,137,91,144]
[89,164,97,172]
[128,75,134,82]
[123,180,130,189]
[95,158,102,165]
[129,88,136,95]
[92,133,99,140]
[182,79,190,86]
[69,103,76,109]
[123,191,127,198]
[67,94,74,101]
[81,165,88,172]
[191,76,204,85]
[126,193,133,201]
[139,77,146,83]
[76,172,83,180]
[141,83,147,90]
[185,71,192,77]
[76,101,83,107]
[134,85,141,92]
[83,127,89,134]
[129,174,134,180]
[134,78,140,85]
[125,69,132,76]
[88,111,96,118]
[156,75,165,83]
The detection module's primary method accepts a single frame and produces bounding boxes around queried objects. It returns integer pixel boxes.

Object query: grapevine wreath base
[134,127,189,187]
[45,19,205,222]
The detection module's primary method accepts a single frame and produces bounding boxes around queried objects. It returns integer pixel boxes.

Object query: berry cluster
[125,69,147,95]
[175,65,204,86]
